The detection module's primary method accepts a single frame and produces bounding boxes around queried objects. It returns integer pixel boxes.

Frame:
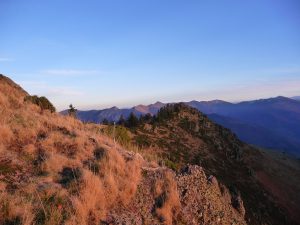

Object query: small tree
[126,112,139,128]
[117,115,126,126]
[102,118,109,125]
[68,104,77,118]
[139,113,152,123]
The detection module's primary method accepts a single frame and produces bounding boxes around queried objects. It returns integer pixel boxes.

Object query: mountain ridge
[63,96,300,156]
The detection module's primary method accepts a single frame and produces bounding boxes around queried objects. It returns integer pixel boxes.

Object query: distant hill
[292,96,300,101]
[64,96,300,156]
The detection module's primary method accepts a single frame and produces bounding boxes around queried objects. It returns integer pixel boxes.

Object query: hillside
[119,103,300,225]
[67,97,300,156]
[0,75,250,224]
[207,113,300,155]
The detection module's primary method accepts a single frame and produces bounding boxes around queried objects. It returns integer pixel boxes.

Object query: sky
[0,0,300,110]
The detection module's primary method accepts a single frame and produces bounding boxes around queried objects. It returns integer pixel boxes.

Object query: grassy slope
[0,75,144,224]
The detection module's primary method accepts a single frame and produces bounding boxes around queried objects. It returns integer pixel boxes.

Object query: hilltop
[112,103,300,224]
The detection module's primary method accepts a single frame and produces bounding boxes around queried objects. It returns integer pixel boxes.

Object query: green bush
[24,95,56,113]
[134,134,151,148]
[103,125,131,147]
[179,117,196,131]
[164,159,179,171]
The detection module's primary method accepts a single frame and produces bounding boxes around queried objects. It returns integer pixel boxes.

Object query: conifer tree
[117,115,126,126]
[126,112,139,128]
[102,118,109,125]
[68,104,77,118]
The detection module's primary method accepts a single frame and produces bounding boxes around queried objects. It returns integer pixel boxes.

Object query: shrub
[134,134,151,148]
[93,147,105,160]
[103,125,131,147]
[59,167,82,188]
[24,95,56,113]
[164,159,178,171]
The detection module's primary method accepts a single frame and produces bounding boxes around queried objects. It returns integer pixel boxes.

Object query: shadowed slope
[129,103,300,225]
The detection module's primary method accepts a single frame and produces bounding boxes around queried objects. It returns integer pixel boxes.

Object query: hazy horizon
[1,0,300,110]
[57,95,298,111]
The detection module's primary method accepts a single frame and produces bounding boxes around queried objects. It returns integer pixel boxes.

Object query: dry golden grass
[154,171,181,225]
[0,77,145,224]
[0,192,35,225]
[0,124,13,145]
[68,170,105,225]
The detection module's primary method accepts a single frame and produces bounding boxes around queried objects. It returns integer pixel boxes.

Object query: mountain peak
[270,96,290,101]
[133,104,149,113]
[109,106,119,110]
[149,101,165,108]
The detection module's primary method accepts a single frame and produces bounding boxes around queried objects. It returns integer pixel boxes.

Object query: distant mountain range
[292,96,300,101]
[192,97,300,156]
[61,96,300,156]
[61,101,165,123]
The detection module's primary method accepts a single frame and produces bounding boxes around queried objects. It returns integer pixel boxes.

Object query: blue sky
[1,0,300,110]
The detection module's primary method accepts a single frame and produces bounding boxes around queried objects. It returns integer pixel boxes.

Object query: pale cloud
[0,57,13,62]
[41,69,100,76]
[45,87,84,97]
[19,80,84,97]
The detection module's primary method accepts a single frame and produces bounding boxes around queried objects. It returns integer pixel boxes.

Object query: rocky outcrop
[177,165,246,225]
[105,165,246,225]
